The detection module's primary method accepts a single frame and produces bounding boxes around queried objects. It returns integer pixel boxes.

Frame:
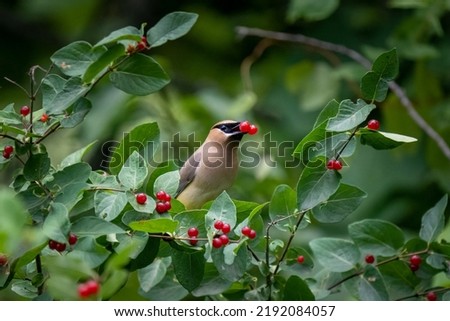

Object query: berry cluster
[239,121,258,135]
[365,254,375,264]
[326,159,342,171]
[0,253,8,267]
[241,226,256,239]
[212,220,232,248]
[155,190,172,214]
[367,119,380,130]
[2,145,14,159]
[409,254,422,272]
[187,227,199,245]
[20,105,30,116]
[48,232,78,252]
[77,280,100,299]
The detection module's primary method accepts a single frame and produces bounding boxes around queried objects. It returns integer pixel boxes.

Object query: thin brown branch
[235,26,450,161]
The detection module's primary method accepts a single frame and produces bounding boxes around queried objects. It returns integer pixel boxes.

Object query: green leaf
[41,74,65,110]
[23,153,51,181]
[12,242,47,272]
[67,236,110,268]
[287,0,339,22]
[154,170,180,198]
[129,218,178,233]
[310,238,360,272]
[296,159,341,211]
[211,244,248,282]
[146,160,179,196]
[0,188,27,253]
[139,269,188,300]
[60,97,92,128]
[128,237,160,271]
[358,265,389,300]
[43,77,89,114]
[118,151,148,190]
[138,257,171,292]
[109,122,160,175]
[147,12,198,48]
[83,44,125,83]
[313,99,340,128]
[205,191,237,238]
[361,71,389,102]
[100,269,128,300]
[42,254,95,280]
[359,128,417,149]
[372,48,399,80]
[60,141,97,168]
[378,260,419,299]
[95,26,141,47]
[419,195,448,243]
[0,106,22,125]
[326,99,376,132]
[269,184,297,232]
[51,41,107,77]
[71,216,126,236]
[312,184,367,223]
[283,275,315,300]
[171,247,205,292]
[191,264,232,297]
[348,219,405,256]
[43,203,71,244]
[173,210,208,247]
[109,54,170,96]
[49,162,91,190]
[94,190,127,221]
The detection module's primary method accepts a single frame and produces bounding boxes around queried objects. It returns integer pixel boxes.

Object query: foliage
[0,6,449,302]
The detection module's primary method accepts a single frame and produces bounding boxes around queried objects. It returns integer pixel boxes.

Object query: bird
[175,120,248,209]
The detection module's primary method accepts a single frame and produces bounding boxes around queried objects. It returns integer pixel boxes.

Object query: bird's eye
[219,124,229,132]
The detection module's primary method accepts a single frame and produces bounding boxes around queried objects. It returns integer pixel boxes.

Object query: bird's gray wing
[175,152,200,197]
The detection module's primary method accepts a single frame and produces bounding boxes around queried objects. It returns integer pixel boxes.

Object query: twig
[235,26,450,161]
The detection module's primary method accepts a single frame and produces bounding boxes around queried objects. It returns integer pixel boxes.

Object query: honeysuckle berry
[365,254,375,264]
[248,229,257,239]
[219,234,229,245]
[40,113,49,122]
[410,263,419,272]
[20,105,30,116]
[410,255,422,266]
[248,124,258,135]
[426,291,437,301]
[297,255,305,264]
[189,236,198,246]
[135,193,147,205]
[212,237,223,249]
[367,119,380,130]
[156,190,171,202]
[78,280,100,298]
[68,233,78,245]
[4,145,13,155]
[239,121,250,133]
[214,220,224,230]
[187,227,199,237]
[221,223,231,234]
[0,254,7,266]
[241,226,251,236]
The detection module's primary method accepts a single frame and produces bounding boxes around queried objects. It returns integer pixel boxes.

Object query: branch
[235,26,450,161]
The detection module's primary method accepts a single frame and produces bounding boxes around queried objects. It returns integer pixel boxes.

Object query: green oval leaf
[23,153,51,181]
[154,170,180,198]
[109,54,170,96]
[359,128,417,150]
[419,195,447,243]
[326,99,376,132]
[83,44,125,83]
[358,265,389,300]
[147,12,198,48]
[94,26,141,47]
[171,247,205,292]
[71,216,126,236]
[129,218,178,233]
[118,151,148,190]
[94,190,127,221]
[42,203,71,244]
[310,238,360,272]
[269,184,297,232]
[138,257,171,292]
[283,275,315,300]
[312,184,367,223]
[348,219,405,256]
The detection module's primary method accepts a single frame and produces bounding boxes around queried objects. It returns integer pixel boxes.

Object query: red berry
[77,283,91,298]
[214,220,224,230]
[55,242,67,252]
[241,226,251,236]
[248,229,257,239]
[163,201,171,211]
[135,193,147,205]
[410,255,422,266]
[155,202,166,214]
[248,124,258,135]
[212,237,223,248]
[155,190,169,201]
[3,150,11,159]
[297,255,305,264]
[221,223,231,234]
[367,119,380,130]
[4,145,13,155]
[187,227,199,237]
[48,240,58,250]
[40,113,49,123]
[0,254,8,266]
[333,160,342,170]
[85,280,100,295]
[239,121,251,133]
[365,254,375,264]
[20,105,30,116]
[410,263,419,272]
[326,159,335,170]
[68,233,78,245]
[426,291,437,301]
[219,234,229,245]
[189,236,198,246]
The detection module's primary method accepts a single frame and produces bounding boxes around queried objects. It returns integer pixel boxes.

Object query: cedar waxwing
[175,120,247,209]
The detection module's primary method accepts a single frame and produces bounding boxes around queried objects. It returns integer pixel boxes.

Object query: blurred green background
[1,0,449,264]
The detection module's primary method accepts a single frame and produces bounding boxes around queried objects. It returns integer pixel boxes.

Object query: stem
[235,26,450,161]
[35,254,43,295]
[335,127,358,160]
[396,287,449,301]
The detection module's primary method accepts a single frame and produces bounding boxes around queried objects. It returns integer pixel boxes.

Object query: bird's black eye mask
[214,122,242,134]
